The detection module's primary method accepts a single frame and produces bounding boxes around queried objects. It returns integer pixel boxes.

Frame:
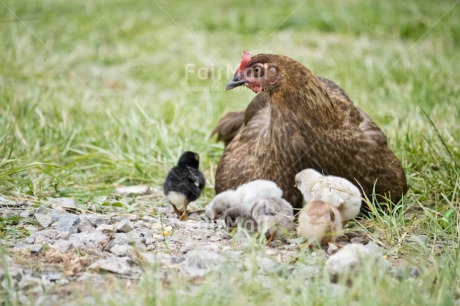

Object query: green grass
[0,0,459,304]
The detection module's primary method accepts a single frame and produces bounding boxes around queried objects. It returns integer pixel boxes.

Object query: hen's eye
[254,66,261,75]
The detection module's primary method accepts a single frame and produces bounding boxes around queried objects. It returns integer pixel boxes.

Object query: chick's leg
[266,231,276,245]
[170,203,182,217]
[179,202,189,221]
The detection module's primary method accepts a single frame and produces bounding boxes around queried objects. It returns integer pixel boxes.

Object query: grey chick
[205,189,241,221]
[224,204,258,232]
[251,197,294,243]
[205,179,283,222]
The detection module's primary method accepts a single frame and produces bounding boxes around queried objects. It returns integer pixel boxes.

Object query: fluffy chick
[251,197,294,243]
[163,151,205,220]
[295,169,362,222]
[205,189,241,221]
[236,179,283,204]
[297,200,343,246]
[224,204,258,232]
[205,179,283,222]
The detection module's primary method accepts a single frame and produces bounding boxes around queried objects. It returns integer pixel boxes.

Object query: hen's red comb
[236,51,252,73]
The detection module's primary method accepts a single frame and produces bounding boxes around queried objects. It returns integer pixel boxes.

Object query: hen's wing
[211,111,244,146]
[212,92,269,146]
[318,77,388,146]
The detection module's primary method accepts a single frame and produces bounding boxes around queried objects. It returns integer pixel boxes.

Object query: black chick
[163,151,205,220]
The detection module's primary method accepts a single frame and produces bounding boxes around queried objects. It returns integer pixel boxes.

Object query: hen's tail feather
[211,111,245,146]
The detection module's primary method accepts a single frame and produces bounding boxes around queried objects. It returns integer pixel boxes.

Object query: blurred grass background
[0,0,459,303]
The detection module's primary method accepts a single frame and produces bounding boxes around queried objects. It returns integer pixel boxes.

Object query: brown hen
[213,51,407,210]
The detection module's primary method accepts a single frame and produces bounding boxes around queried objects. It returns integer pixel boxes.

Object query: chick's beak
[225,72,247,91]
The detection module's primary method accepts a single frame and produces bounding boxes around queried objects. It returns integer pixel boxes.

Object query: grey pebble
[89,257,132,275]
[78,216,95,233]
[47,197,78,209]
[57,214,80,234]
[35,213,53,228]
[408,235,428,244]
[110,245,130,257]
[69,231,107,249]
[53,240,73,253]
[18,275,43,291]
[29,244,43,255]
[96,224,115,234]
[115,220,133,233]
[108,233,129,249]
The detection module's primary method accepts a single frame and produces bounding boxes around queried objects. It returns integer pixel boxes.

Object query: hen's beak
[225,72,247,91]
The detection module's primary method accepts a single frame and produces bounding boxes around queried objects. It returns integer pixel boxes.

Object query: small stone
[327,243,339,255]
[188,213,203,222]
[47,197,78,209]
[20,211,31,218]
[408,235,428,244]
[223,249,243,260]
[69,232,108,249]
[115,220,133,233]
[0,196,15,206]
[209,236,222,242]
[0,266,24,282]
[24,236,35,244]
[57,214,80,234]
[18,294,29,305]
[18,275,43,290]
[23,224,38,233]
[38,229,60,239]
[182,250,224,277]
[96,224,115,234]
[53,240,73,252]
[29,244,43,255]
[171,256,186,264]
[289,265,321,280]
[77,272,107,283]
[395,266,421,279]
[42,272,63,282]
[409,266,421,278]
[364,241,384,255]
[108,233,129,248]
[92,216,112,226]
[78,217,95,233]
[139,252,156,264]
[89,257,132,275]
[286,237,304,244]
[180,246,190,254]
[326,243,388,278]
[142,216,155,222]
[35,213,53,228]
[57,231,70,240]
[115,185,150,196]
[257,257,280,273]
[321,283,348,297]
[127,230,146,245]
[350,236,369,244]
[33,235,49,245]
[110,245,130,257]
[127,214,139,221]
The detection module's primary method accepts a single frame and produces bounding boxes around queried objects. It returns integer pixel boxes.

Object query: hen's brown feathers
[215,54,407,208]
[211,111,244,147]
